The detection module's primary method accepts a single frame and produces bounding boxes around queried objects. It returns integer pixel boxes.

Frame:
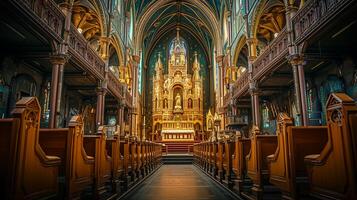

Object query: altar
[152,28,203,142]
[161,129,195,141]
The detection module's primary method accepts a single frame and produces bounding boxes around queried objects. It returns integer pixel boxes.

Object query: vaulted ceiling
[134,0,225,62]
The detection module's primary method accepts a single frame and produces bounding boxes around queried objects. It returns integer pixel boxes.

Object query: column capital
[49,54,68,65]
[246,38,258,46]
[132,54,140,66]
[96,87,108,96]
[287,54,304,66]
[248,80,260,95]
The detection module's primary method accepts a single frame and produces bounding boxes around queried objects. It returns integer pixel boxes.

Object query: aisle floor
[121,165,239,200]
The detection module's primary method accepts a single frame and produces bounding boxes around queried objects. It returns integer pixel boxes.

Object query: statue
[174,93,182,109]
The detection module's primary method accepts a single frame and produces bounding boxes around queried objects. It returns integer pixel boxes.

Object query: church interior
[0,0,357,199]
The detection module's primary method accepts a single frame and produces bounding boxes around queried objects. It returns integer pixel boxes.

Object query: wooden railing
[11,0,133,105]
[12,0,65,41]
[231,71,249,99]
[223,92,231,107]
[226,116,249,126]
[68,25,105,79]
[108,71,124,98]
[252,28,289,79]
[292,0,354,44]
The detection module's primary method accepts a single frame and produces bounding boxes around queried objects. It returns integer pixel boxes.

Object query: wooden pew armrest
[43,155,62,166]
[266,154,275,163]
[304,154,321,165]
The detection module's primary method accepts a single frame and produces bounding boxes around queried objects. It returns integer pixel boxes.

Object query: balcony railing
[226,116,249,126]
[108,71,123,97]
[292,0,353,43]
[252,28,289,79]
[231,71,249,99]
[13,0,65,41]
[223,92,231,107]
[68,25,106,79]
[228,28,289,102]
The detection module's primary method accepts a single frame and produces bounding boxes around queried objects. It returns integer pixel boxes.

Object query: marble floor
[121,165,239,200]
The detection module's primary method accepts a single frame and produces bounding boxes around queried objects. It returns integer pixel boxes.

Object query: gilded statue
[175,93,182,109]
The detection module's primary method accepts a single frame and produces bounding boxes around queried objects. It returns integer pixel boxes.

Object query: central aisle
[121,165,239,200]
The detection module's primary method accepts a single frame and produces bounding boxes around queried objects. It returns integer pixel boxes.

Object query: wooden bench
[267,113,327,199]
[304,93,357,199]
[131,141,138,181]
[95,126,113,197]
[216,140,224,181]
[40,116,95,199]
[136,142,143,179]
[1,97,61,199]
[210,142,218,176]
[122,138,132,189]
[223,139,234,188]
[246,126,277,199]
[232,135,251,194]
[107,133,123,194]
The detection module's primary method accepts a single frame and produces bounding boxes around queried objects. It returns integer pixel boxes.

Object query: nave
[1,0,357,199]
[121,165,238,200]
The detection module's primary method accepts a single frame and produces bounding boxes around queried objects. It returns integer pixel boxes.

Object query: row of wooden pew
[0,97,162,199]
[193,93,357,200]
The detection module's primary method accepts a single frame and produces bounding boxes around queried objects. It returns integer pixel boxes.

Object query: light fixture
[274,32,279,38]
[77,27,83,33]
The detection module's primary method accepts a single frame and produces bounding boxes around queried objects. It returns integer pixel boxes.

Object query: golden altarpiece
[152,32,203,141]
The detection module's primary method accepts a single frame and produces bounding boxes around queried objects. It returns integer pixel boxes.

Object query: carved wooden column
[96,86,107,126]
[289,55,308,125]
[132,54,140,139]
[117,101,125,136]
[216,54,224,108]
[284,3,308,125]
[249,81,261,128]
[247,38,259,127]
[49,55,67,128]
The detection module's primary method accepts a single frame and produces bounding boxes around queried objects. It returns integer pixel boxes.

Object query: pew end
[267,113,328,199]
[2,97,61,199]
[245,126,278,200]
[304,93,357,200]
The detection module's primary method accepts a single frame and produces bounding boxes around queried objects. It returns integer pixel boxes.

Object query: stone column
[49,55,67,128]
[216,55,224,108]
[117,101,124,136]
[96,86,107,127]
[289,55,308,126]
[246,38,259,127]
[249,81,260,128]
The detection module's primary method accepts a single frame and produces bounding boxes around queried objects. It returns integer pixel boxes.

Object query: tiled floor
[122,165,238,200]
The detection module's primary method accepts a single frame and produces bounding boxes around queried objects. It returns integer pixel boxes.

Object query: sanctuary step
[160,141,197,154]
[162,154,193,164]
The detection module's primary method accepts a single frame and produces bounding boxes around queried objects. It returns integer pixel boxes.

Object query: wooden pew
[107,133,123,194]
[209,142,218,176]
[245,126,277,200]
[122,138,132,189]
[136,142,143,179]
[304,93,357,199]
[130,140,138,181]
[267,113,327,199]
[95,126,113,197]
[232,135,251,194]
[216,140,224,181]
[0,97,61,199]
[40,116,95,199]
[223,138,235,188]
[204,142,210,171]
